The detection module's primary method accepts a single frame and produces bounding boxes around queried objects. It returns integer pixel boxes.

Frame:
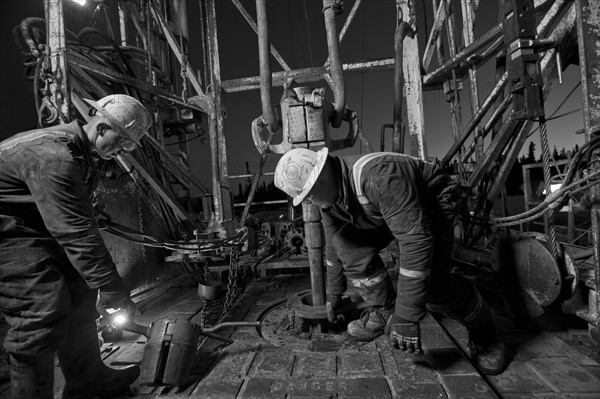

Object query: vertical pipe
[461,0,483,161]
[302,202,326,310]
[393,22,413,154]
[575,0,600,342]
[203,0,223,230]
[256,0,279,134]
[323,0,346,128]
[397,0,427,160]
[198,0,209,89]
[118,2,127,46]
[45,0,70,123]
[438,0,465,180]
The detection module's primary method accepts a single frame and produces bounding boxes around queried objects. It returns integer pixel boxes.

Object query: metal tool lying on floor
[120,317,260,386]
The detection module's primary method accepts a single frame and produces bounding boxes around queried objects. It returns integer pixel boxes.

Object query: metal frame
[40,0,599,338]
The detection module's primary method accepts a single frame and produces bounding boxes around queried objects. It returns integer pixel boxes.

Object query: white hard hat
[274,147,329,206]
[84,94,152,148]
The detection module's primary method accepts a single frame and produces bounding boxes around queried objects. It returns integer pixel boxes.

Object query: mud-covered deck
[1,266,596,399]
[59,266,600,399]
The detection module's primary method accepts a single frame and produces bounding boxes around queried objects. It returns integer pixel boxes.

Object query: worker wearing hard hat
[274,148,507,376]
[0,94,152,398]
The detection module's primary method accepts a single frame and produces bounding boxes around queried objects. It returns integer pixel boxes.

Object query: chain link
[199,300,207,329]
[289,309,296,333]
[181,57,189,102]
[222,245,240,318]
[137,194,147,264]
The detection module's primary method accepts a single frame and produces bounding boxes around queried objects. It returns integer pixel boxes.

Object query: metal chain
[199,300,207,329]
[137,194,147,264]
[180,58,189,102]
[222,245,240,319]
[289,309,296,332]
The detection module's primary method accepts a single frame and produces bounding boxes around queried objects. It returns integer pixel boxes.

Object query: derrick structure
[30,0,600,346]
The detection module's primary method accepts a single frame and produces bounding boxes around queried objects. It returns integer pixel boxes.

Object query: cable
[164,132,204,146]
[527,81,582,138]
[302,0,315,67]
[491,169,600,227]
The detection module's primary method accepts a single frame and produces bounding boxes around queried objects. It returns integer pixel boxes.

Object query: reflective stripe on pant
[0,237,98,357]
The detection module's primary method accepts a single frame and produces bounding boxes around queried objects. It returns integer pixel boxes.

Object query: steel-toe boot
[347,275,396,340]
[467,313,507,375]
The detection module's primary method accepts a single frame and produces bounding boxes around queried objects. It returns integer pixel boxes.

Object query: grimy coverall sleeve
[320,207,346,296]
[365,165,433,322]
[22,154,121,289]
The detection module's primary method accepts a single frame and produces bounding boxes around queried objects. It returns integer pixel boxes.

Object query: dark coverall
[322,152,486,325]
[0,121,120,358]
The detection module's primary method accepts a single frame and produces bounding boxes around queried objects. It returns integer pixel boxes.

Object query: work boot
[347,274,396,341]
[347,306,394,340]
[9,352,54,399]
[59,321,140,399]
[467,314,507,375]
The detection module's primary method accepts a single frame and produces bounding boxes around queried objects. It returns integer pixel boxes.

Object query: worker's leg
[332,224,396,340]
[0,239,71,399]
[9,353,54,399]
[426,208,507,375]
[57,256,140,399]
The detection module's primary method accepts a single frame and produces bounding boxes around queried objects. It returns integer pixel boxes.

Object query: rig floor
[1,266,599,399]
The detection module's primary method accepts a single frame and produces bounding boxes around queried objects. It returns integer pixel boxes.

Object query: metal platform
[2,271,597,399]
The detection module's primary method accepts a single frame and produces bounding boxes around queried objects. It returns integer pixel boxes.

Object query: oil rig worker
[0,94,152,398]
[274,147,507,375]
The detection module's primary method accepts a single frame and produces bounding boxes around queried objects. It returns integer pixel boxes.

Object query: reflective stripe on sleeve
[352,152,407,204]
[398,267,430,279]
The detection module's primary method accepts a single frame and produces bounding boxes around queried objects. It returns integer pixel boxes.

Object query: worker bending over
[0,94,151,398]
[274,148,507,375]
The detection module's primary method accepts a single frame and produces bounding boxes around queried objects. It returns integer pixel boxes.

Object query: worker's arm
[365,165,432,323]
[320,207,346,298]
[22,154,122,289]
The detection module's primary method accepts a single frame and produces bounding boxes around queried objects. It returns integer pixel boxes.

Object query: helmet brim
[292,147,329,206]
[84,98,143,147]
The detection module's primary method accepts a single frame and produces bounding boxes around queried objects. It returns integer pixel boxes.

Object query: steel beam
[44,0,71,123]
[221,58,395,93]
[575,0,600,340]
[205,0,235,233]
[397,0,427,160]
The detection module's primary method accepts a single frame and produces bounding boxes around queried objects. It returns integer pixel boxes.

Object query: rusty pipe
[323,0,345,128]
[393,21,415,153]
[256,0,279,134]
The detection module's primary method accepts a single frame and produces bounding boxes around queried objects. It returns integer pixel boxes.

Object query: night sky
[0,0,585,193]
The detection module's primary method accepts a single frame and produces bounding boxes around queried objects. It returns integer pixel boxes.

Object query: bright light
[542,183,562,195]
[74,0,86,6]
[114,314,127,325]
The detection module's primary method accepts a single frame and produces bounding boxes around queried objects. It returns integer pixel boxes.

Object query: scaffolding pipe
[256,0,279,134]
[393,22,414,153]
[441,72,508,168]
[323,0,346,128]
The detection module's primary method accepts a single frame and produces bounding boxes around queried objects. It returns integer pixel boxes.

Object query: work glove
[386,314,422,353]
[97,279,136,321]
[326,294,344,324]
